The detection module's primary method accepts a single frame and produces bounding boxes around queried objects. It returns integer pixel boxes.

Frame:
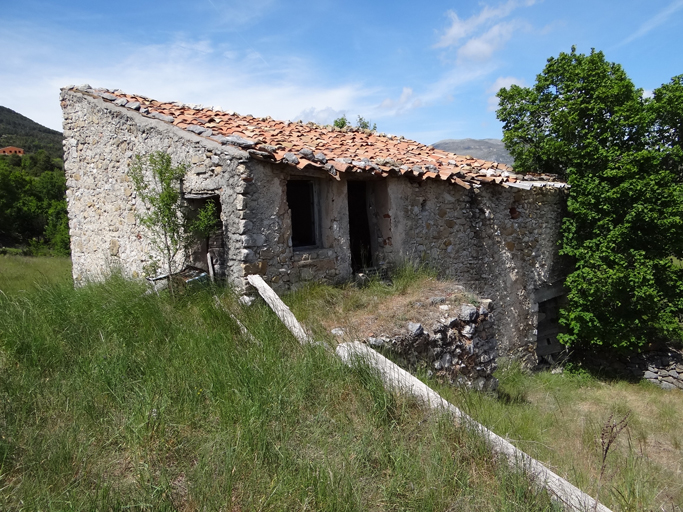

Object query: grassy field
[437,364,683,512]
[2,257,681,511]
[284,275,683,512]
[0,254,72,295]
[0,260,558,511]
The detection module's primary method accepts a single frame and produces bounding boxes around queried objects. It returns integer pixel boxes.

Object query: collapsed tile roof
[65,85,567,190]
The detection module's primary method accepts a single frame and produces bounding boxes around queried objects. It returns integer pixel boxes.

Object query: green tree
[333,114,377,131]
[129,152,218,295]
[355,115,377,131]
[0,155,68,252]
[497,47,683,351]
[333,115,349,129]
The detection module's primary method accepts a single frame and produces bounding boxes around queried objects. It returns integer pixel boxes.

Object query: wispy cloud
[0,25,373,131]
[378,87,423,115]
[617,0,683,46]
[486,76,525,110]
[457,20,529,62]
[435,0,537,61]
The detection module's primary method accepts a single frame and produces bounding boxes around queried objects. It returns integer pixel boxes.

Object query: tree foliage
[332,114,377,131]
[497,47,683,351]
[129,152,219,294]
[0,152,69,254]
[0,106,64,160]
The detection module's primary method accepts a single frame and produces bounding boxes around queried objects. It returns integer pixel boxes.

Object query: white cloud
[378,87,423,115]
[457,21,523,62]
[617,0,683,47]
[0,26,373,131]
[435,1,536,64]
[486,76,525,110]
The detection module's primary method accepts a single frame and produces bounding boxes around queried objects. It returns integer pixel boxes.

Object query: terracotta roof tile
[67,86,567,189]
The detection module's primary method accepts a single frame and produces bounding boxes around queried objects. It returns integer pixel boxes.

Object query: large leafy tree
[497,47,683,351]
[0,154,69,254]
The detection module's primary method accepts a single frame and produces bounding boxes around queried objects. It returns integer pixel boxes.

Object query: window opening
[347,181,373,271]
[287,180,317,248]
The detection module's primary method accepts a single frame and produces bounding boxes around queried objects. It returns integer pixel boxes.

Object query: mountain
[0,106,63,160]
[432,138,513,166]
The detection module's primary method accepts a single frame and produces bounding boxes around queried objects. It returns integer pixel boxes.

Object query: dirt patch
[325,278,481,342]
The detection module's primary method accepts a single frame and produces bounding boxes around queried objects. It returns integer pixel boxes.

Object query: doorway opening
[185,194,223,274]
[535,294,567,361]
[347,181,373,271]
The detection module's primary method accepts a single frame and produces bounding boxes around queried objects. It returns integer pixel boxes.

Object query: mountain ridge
[432,138,513,166]
[0,106,63,159]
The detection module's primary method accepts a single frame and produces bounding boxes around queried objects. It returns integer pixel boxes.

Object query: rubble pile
[366,300,498,391]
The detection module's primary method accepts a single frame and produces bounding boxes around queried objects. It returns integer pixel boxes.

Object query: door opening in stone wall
[185,195,224,275]
[535,294,567,362]
[347,181,373,272]
[287,179,318,249]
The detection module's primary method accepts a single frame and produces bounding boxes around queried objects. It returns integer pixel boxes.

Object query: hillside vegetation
[0,152,69,253]
[0,270,559,511]
[0,106,63,160]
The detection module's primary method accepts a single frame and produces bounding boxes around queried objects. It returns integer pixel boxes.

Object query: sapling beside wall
[129,151,219,295]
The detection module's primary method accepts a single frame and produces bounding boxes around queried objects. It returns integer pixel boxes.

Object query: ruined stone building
[60,85,569,362]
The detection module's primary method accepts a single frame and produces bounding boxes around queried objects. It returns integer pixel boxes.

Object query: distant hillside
[432,138,513,166]
[0,106,63,160]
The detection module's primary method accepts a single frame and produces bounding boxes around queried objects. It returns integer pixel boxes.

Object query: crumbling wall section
[61,89,247,285]
[384,177,567,362]
[368,301,498,391]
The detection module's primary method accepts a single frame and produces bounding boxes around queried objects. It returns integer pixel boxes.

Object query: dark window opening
[348,181,373,271]
[535,295,567,358]
[287,180,317,248]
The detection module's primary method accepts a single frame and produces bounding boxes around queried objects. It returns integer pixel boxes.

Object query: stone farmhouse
[60,85,569,362]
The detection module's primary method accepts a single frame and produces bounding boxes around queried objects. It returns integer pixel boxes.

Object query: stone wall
[372,177,567,362]
[228,162,353,292]
[366,300,498,391]
[61,89,247,285]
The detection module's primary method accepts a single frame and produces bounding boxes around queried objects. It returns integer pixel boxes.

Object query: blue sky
[2,0,682,144]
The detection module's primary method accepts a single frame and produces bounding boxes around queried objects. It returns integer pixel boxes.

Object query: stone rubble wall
[597,347,683,391]
[378,178,568,363]
[230,162,353,292]
[61,89,248,285]
[367,301,498,391]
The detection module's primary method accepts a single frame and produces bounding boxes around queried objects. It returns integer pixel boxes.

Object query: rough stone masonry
[61,85,569,365]
[366,301,498,391]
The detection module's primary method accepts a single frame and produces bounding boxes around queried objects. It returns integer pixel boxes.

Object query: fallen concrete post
[247,274,312,344]
[336,341,612,512]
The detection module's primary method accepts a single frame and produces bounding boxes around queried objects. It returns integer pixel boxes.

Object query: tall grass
[0,277,557,510]
[435,361,683,511]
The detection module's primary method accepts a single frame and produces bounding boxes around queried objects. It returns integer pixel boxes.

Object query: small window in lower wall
[287,180,317,248]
